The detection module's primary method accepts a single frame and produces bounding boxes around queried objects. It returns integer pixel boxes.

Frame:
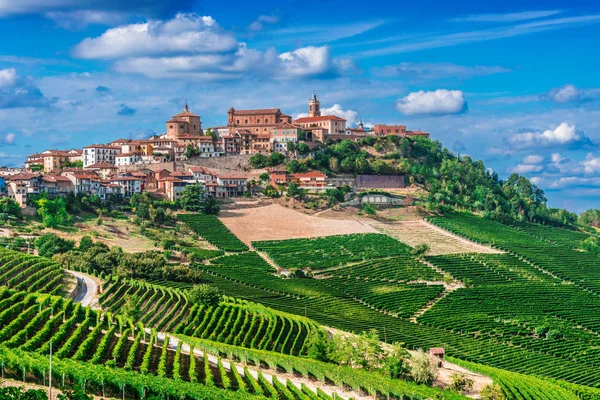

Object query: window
[169,125,173,129]
[245,119,248,124]
[265,119,269,124]
[236,119,240,124]
[257,119,260,123]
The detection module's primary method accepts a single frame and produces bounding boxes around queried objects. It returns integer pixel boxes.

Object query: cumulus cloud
[74,14,351,81]
[0,68,54,108]
[396,89,468,116]
[541,84,600,103]
[507,122,593,149]
[74,14,237,59]
[46,10,127,29]
[373,62,510,80]
[321,104,360,125]
[510,164,544,174]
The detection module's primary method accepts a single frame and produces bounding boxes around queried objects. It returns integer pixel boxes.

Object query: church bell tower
[308,91,321,117]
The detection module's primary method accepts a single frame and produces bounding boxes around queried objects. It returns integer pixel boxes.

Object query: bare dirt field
[218,204,376,244]
[365,219,502,255]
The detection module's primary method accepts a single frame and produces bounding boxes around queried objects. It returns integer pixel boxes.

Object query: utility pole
[49,342,52,400]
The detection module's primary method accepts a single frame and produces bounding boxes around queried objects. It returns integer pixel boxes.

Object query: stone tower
[308,91,321,117]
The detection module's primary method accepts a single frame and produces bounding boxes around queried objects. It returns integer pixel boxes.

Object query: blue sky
[0,0,599,212]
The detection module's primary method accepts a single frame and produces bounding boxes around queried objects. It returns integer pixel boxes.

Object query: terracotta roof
[8,173,40,181]
[273,122,297,129]
[294,115,346,123]
[218,174,248,180]
[230,108,280,116]
[171,171,193,177]
[177,134,203,139]
[159,176,182,182]
[117,153,139,157]
[291,171,327,179]
[42,176,72,183]
[111,177,142,181]
[173,106,200,118]
[429,348,445,355]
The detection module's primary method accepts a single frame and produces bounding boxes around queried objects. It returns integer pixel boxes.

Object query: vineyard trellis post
[48,341,52,400]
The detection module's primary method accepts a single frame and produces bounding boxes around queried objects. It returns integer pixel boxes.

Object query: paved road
[67,270,98,308]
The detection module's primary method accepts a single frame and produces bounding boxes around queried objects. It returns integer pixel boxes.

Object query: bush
[480,384,506,400]
[409,349,437,385]
[187,284,222,307]
[35,233,75,258]
[449,372,474,393]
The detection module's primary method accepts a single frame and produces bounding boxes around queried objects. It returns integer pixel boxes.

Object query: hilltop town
[1,93,428,208]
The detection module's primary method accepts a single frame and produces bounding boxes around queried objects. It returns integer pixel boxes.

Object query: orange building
[227,107,292,135]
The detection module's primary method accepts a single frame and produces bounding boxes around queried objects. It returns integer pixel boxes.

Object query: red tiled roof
[291,171,327,179]
[229,108,280,116]
[294,115,346,123]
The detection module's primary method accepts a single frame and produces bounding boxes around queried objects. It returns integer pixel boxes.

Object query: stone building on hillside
[227,107,292,135]
[166,104,202,140]
[294,92,347,140]
[372,124,430,139]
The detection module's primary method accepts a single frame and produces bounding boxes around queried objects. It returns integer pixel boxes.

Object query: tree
[305,330,330,362]
[382,342,411,379]
[204,196,220,215]
[263,184,279,198]
[409,349,438,385]
[35,233,75,258]
[35,197,71,228]
[580,209,600,227]
[410,244,430,259]
[329,329,384,371]
[259,172,270,184]
[296,142,310,155]
[188,284,222,307]
[180,184,205,212]
[186,144,200,158]
[79,236,94,251]
[480,384,506,400]
[206,128,217,141]
[581,236,600,255]
[249,154,269,169]
[287,141,296,153]
[449,372,474,393]
[286,181,304,200]
[0,197,22,220]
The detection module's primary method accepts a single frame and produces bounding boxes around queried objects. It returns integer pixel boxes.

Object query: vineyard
[253,234,411,270]
[0,248,64,295]
[0,288,467,400]
[99,276,321,356]
[428,214,600,294]
[179,213,249,252]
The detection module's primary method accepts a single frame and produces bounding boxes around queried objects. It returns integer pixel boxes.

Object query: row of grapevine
[427,214,600,294]
[100,275,321,356]
[179,213,249,252]
[0,247,64,295]
[200,271,600,388]
[0,288,465,400]
[253,233,411,270]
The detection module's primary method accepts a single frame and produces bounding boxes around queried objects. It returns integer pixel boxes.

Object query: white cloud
[3,133,15,144]
[510,163,544,174]
[582,154,600,175]
[451,10,562,23]
[542,84,600,103]
[278,46,332,77]
[73,13,237,59]
[249,14,279,31]
[45,10,127,29]
[551,153,563,163]
[373,62,510,80]
[523,154,544,164]
[396,89,467,116]
[0,68,17,88]
[508,122,591,149]
[321,104,359,125]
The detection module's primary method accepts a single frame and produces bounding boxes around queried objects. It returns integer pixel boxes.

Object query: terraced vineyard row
[418,282,600,365]
[322,277,444,318]
[100,276,321,356]
[0,247,64,295]
[200,271,600,389]
[426,253,557,286]
[427,214,600,294]
[0,288,466,400]
[253,233,411,270]
[314,255,444,282]
[179,213,249,252]
[506,220,592,247]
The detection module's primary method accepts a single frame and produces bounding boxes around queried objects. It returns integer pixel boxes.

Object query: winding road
[67,270,101,309]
